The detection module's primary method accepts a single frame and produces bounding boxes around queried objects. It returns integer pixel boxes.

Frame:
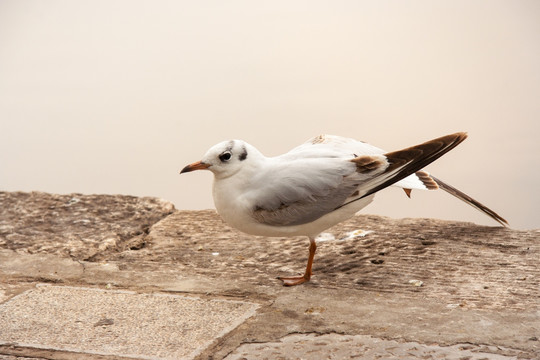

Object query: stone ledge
[0,191,175,260]
[0,191,538,359]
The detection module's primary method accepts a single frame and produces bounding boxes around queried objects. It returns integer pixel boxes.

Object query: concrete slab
[225,333,520,360]
[0,285,259,360]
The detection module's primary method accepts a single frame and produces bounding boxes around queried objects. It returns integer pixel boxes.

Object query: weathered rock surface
[136,210,539,311]
[0,191,175,260]
[0,191,538,359]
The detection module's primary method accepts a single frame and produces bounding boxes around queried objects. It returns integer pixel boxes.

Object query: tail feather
[430,175,509,227]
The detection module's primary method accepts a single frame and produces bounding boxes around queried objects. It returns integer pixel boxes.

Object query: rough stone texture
[0,192,538,359]
[0,285,258,360]
[115,210,539,311]
[225,333,520,360]
[0,191,175,260]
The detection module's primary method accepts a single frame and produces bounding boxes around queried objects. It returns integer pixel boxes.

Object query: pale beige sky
[1,1,539,229]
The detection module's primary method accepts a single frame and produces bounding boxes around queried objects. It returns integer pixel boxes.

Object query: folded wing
[249,132,469,227]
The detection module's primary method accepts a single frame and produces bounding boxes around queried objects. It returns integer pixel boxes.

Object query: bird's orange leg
[278,237,317,286]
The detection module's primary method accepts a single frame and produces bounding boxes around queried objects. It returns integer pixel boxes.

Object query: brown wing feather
[337,132,508,226]
[416,170,439,190]
[430,175,509,226]
[360,132,468,199]
[336,132,467,210]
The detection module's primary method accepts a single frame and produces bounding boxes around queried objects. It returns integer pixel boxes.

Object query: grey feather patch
[239,145,248,161]
[250,181,360,227]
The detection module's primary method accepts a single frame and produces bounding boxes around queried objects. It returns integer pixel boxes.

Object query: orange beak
[180,161,210,174]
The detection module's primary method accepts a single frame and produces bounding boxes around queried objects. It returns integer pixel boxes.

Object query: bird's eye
[219,151,232,162]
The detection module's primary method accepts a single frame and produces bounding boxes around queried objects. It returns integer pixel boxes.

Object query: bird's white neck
[212,155,267,228]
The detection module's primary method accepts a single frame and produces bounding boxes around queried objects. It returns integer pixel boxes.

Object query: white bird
[180,132,507,286]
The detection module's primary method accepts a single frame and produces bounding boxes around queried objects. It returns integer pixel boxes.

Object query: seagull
[180,132,507,286]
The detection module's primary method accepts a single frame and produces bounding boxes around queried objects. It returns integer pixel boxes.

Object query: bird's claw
[277,274,310,286]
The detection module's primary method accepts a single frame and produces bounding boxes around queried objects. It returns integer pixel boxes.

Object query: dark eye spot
[219,151,232,162]
[239,146,248,161]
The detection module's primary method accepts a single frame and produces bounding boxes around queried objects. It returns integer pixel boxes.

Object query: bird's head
[180,139,257,179]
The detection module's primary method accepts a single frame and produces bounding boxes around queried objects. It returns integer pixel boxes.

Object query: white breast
[213,175,375,238]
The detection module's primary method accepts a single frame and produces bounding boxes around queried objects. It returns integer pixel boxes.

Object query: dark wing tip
[384,132,468,173]
[339,132,468,207]
[430,175,509,227]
